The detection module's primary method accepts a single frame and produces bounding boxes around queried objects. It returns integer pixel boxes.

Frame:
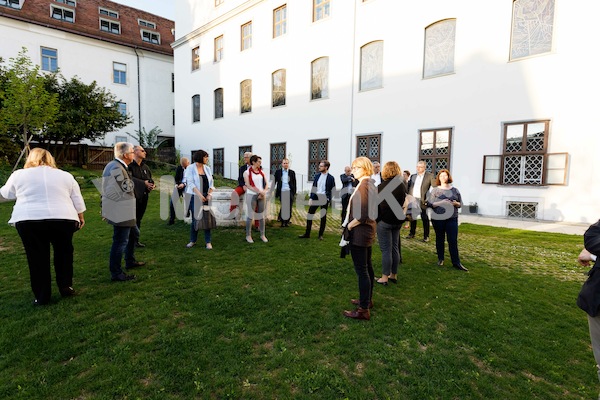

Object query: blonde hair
[382,161,401,180]
[24,148,57,169]
[351,156,374,176]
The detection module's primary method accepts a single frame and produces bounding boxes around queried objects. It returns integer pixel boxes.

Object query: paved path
[459,214,589,236]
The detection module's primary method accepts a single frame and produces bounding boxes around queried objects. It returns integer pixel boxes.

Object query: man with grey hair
[371,161,382,186]
[101,142,144,281]
[407,160,435,242]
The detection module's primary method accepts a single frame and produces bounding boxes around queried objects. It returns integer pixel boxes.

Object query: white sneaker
[246,236,254,243]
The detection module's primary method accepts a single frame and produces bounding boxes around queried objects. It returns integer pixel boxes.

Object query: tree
[40,75,132,161]
[126,126,167,159]
[0,48,59,160]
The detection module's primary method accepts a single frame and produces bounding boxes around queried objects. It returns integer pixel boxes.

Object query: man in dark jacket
[129,145,155,247]
[299,160,336,240]
[274,158,297,227]
[406,160,435,242]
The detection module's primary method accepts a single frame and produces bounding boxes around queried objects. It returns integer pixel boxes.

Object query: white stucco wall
[0,17,174,146]
[173,0,600,224]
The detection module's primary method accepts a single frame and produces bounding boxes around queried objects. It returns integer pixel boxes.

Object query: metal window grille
[507,202,538,219]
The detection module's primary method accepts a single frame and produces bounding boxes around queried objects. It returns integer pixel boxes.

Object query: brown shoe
[343,307,371,320]
[350,299,373,309]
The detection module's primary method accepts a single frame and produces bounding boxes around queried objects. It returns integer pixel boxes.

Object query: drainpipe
[349,0,358,161]
[134,47,142,136]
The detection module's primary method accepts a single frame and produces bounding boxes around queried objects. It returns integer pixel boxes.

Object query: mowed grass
[0,183,596,399]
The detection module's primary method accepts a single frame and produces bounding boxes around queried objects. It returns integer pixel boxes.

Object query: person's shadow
[544,203,564,222]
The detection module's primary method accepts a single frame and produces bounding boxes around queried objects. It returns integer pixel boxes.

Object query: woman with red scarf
[243,155,269,243]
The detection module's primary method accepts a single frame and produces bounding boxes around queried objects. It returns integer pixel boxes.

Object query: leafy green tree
[41,74,132,161]
[126,126,168,159]
[0,48,59,161]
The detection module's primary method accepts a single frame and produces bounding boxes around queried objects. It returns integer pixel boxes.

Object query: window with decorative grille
[507,202,538,220]
[356,134,381,163]
[308,139,328,178]
[419,128,451,175]
[213,148,224,176]
[270,143,286,175]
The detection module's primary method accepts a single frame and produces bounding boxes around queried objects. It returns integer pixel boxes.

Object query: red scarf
[248,167,265,189]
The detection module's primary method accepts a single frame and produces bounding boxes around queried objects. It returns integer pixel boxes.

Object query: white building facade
[173,0,599,224]
[0,0,175,147]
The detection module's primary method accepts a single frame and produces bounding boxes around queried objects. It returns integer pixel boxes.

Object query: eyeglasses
[351,166,362,170]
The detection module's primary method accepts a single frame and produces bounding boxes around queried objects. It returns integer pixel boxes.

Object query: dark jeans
[304,201,330,237]
[431,217,461,266]
[109,225,139,278]
[16,220,76,303]
[409,207,430,239]
[278,191,294,223]
[341,194,350,223]
[376,221,402,276]
[350,244,374,309]
[136,195,148,229]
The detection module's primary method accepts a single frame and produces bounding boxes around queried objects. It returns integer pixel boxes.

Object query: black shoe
[406,234,415,239]
[59,287,76,297]
[126,261,146,269]
[111,273,136,281]
[33,299,49,306]
[167,220,175,225]
[135,242,146,248]
[453,263,468,271]
[422,237,430,242]
[437,259,444,266]
[298,234,310,239]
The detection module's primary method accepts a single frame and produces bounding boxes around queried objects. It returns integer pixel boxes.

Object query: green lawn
[0,182,596,399]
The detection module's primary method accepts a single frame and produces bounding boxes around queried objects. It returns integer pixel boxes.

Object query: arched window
[360,41,383,91]
[214,88,223,119]
[311,57,329,100]
[240,80,252,113]
[510,0,555,60]
[192,94,200,122]
[423,19,456,78]
[272,69,286,107]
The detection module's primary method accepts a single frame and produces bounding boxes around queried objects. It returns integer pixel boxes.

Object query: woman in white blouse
[0,148,86,305]
[243,155,269,243]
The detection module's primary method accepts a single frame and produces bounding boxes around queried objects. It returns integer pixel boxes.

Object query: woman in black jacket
[376,161,406,285]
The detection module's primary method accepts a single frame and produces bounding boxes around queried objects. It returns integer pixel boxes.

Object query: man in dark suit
[340,165,357,223]
[407,160,435,242]
[299,160,336,240]
[168,157,190,225]
[274,158,297,227]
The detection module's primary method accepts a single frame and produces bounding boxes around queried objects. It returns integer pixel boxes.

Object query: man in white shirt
[371,161,382,186]
[406,161,435,242]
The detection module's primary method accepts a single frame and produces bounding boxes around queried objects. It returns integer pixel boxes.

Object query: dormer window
[100,18,120,34]
[141,30,160,45]
[51,6,75,23]
[0,0,22,9]
[99,7,118,18]
[55,0,76,6]
[138,19,156,29]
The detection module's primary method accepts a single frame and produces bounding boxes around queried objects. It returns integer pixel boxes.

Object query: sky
[110,0,175,20]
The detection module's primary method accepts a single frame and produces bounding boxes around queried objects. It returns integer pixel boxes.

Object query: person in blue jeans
[428,169,468,271]
[184,150,216,250]
[376,161,406,285]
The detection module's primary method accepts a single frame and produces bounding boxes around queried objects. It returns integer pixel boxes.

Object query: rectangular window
[56,0,75,6]
[192,94,200,122]
[171,73,175,92]
[99,7,118,18]
[100,19,120,34]
[241,22,252,51]
[273,5,287,38]
[214,88,224,119]
[308,139,328,178]
[172,109,175,126]
[213,148,224,176]
[313,0,330,22]
[482,120,567,185]
[117,102,127,116]
[138,19,156,29]
[419,128,451,175]
[51,6,75,23]
[214,35,223,62]
[141,30,160,45]
[239,146,252,162]
[356,134,381,163]
[270,143,286,176]
[113,62,127,84]
[192,46,200,71]
[0,0,22,9]
[272,69,286,107]
[41,47,58,72]
[115,135,127,143]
